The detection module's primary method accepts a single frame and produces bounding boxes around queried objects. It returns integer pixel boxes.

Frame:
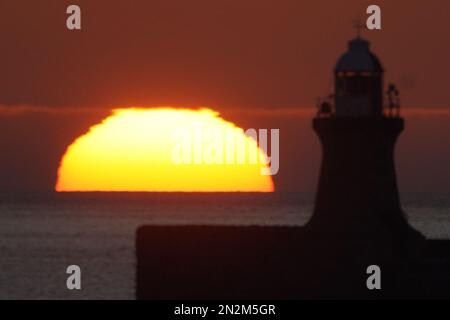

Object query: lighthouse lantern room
[334,36,384,117]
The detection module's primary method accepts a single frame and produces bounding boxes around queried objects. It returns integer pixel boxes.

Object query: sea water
[0,193,448,299]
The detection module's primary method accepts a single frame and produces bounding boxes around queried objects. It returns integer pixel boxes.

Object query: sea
[0,192,449,300]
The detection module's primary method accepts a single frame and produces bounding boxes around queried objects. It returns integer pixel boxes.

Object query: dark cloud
[0,107,449,193]
[0,108,109,191]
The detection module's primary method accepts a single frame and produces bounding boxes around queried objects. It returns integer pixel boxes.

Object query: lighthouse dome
[333,37,384,117]
[335,37,383,73]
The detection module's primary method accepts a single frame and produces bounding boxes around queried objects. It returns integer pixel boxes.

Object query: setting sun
[56,108,274,192]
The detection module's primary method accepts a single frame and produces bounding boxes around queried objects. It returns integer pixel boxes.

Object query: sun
[56,108,274,192]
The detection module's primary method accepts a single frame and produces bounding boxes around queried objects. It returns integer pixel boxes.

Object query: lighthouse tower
[309,36,424,258]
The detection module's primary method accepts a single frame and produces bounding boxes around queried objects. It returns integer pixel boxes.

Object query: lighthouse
[136,32,450,300]
[309,36,424,258]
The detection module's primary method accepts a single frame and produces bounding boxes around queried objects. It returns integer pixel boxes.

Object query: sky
[1,0,450,108]
[0,0,449,193]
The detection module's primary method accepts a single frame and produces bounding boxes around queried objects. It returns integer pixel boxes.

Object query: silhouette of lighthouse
[309,35,424,258]
[136,33,450,300]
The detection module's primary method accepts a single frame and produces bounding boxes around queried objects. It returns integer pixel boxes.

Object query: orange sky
[0,1,449,192]
[0,0,450,109]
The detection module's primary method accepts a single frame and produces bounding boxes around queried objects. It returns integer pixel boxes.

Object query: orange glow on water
[56,108,274,192]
